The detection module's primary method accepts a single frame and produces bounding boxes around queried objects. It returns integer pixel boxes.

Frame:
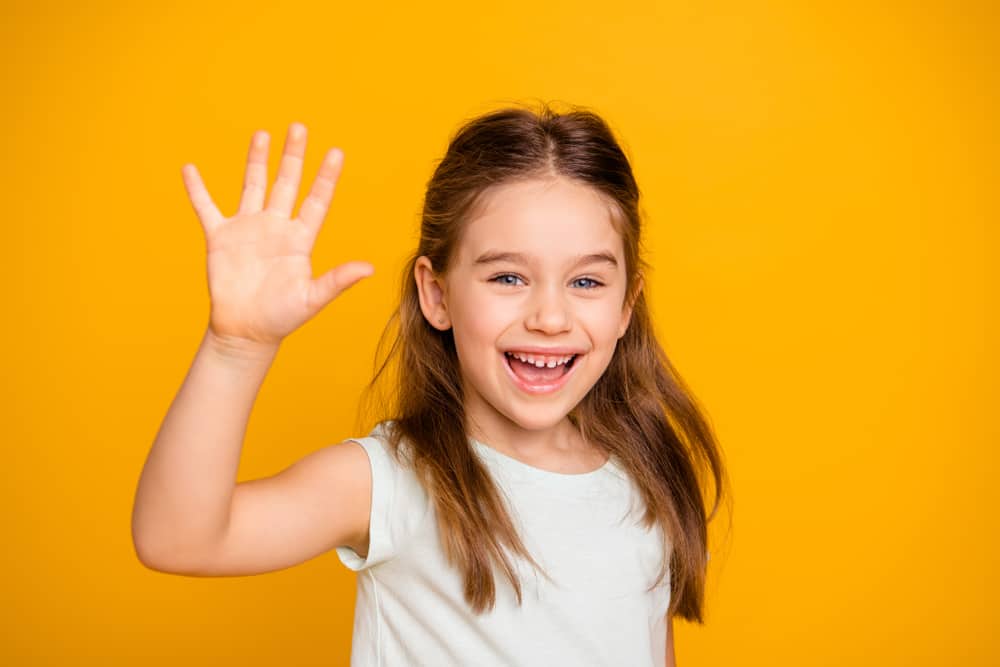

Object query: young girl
[132,103,729,666]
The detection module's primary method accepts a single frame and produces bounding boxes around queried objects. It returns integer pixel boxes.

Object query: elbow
[132,515,171,572]
[132,530,180,573]
[131,528,209,575]
[131,509,218,574]
[133,537,170,572]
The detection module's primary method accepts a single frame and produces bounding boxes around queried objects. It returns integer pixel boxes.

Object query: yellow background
[3,0,995,664]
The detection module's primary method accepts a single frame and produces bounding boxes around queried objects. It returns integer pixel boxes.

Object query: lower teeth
[505,354,577,382]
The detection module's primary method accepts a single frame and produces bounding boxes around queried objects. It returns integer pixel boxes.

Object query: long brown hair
[361,101,730,622]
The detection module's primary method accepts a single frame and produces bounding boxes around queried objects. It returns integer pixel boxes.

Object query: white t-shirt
[335,422,672,666]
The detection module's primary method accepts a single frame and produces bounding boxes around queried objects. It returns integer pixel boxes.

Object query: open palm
[181,123,373,346]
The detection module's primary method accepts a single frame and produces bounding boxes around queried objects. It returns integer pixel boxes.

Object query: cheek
[580,299,628,340]
[450,293,511,358]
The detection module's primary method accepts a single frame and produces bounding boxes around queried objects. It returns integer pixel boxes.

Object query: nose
[524,284,572,334]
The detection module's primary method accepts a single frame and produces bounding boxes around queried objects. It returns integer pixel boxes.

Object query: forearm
[131,328,279,568]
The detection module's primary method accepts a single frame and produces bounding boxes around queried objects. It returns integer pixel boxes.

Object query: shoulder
[347,420,419,473]
[334,421,431,571]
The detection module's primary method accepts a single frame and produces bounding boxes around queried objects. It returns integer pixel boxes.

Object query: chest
[498,472,671,602]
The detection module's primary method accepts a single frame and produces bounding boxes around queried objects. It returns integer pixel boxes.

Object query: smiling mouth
[503,351,580,389]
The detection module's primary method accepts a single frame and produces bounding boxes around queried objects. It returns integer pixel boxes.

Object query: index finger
[298,147,344,238]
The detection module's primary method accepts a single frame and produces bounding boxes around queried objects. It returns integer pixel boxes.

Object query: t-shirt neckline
[470,438,615,485]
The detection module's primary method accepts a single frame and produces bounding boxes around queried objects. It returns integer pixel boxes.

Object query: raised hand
[181,123,374,348]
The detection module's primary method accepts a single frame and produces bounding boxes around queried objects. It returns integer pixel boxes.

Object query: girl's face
[415,177,637,440]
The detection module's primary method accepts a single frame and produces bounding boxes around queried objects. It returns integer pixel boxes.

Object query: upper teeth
[506,352,576,368]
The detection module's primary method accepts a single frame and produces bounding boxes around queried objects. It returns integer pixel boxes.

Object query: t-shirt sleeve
[334,426,428,571]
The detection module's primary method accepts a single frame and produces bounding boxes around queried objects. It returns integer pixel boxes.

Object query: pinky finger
[181,164,225,234]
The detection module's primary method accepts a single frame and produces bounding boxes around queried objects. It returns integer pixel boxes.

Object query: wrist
[203,328,281,364]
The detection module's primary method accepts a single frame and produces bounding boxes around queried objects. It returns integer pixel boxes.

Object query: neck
[464,407,585,457]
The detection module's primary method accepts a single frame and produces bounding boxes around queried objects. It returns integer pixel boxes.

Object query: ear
[414,256,451,330]
[618,274,643,339]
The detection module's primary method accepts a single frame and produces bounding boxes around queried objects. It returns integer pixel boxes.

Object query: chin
[500,404,577,433]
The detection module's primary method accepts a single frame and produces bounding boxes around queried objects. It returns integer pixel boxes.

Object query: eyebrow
[473,250,619,269]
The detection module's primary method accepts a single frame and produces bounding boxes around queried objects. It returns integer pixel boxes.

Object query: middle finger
[265,122,308,218]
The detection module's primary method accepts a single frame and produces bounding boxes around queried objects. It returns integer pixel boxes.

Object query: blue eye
[491,273,524,286]
[572,277,603,289]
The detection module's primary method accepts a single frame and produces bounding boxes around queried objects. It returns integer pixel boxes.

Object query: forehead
[455,177,624,265]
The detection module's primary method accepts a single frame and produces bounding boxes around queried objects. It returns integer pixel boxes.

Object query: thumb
[307,261,375,313]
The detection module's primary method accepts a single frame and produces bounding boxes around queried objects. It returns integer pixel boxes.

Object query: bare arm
[131,330,374,574]
[131,329,275,569]
[131,122,374,573]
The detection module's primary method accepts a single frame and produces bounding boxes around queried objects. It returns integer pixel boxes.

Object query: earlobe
[619,275,644,338]
[618,313,632,339]
[414,256,451,330]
